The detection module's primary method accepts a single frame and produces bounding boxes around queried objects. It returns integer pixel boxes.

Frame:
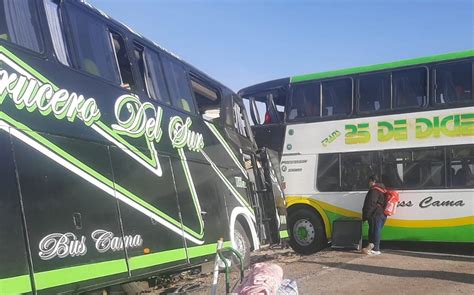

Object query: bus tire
[288,208,327,254]
[233,221,251,268]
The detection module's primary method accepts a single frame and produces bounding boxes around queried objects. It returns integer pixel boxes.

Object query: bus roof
[77,0,231,93]
[291,50,474,83]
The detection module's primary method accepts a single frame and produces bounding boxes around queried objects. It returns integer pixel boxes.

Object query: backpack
[372,186,400,216]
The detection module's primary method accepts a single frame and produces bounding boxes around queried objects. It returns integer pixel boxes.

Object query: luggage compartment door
[0,130,33,294]
[11,134,128,294]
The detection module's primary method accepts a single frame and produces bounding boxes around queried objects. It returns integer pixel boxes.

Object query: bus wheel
[233,221,251,268]
[288,208,327,254]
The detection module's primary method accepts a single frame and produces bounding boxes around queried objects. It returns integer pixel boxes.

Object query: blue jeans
[368,214,386,251]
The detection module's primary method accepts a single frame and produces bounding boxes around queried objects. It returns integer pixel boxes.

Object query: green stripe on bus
[0,274,31,294]
[377,224,474,242]
[188,241,232,259]
[1,242,231,292]
[129,248,187,271]
[291,50,474,83]
[323,210,474,242]
[34,259,128,291]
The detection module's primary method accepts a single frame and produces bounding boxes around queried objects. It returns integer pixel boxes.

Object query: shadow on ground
[298,258,474,285]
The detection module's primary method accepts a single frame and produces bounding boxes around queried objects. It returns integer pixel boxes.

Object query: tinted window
[392,68,427,108]
[435,61,473,104]
[232,102,249,138]
[111,31,135,91]
[448,146,474,187]
[244,92,284,125]
[341,152,380,191]
[317,154,339,191]
[191,78,220,121]
[243,98,266,125]
[161,56,195,113]
[382,148,445,189]
[67,3,120,83]
[44,0,69,65]
[0,0,43,52]
[358,73,391,112]
[322,78,352,116]
[288,82,320,120]
[136,47,170,104]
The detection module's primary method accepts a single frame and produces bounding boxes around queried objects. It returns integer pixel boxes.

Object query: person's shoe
[369,250,381,255]
[361,243,375,254]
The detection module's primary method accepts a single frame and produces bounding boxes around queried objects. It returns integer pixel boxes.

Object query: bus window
[191,78,220,122]
[449,146,474,187]
[161,56,196,113]
[133,45,170,104]
[243,98,265,125]
[341,152,380,191]
[316,154,340,191]
[435,61,473,104]
[0,0,43,53]
[413,148,445,188]
[233,101,249,137]
[67,3,120,83]
[244,95,284,125]
[382,148,445,189]
[110,31,135,91]
[288,82,320,120]
[358,73,390,112]
[392,67,427,109]
[322,78,352,117]
[382,150,410,188]
[44,0,70,66]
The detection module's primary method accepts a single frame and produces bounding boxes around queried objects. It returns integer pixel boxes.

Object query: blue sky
[90,0,473,92]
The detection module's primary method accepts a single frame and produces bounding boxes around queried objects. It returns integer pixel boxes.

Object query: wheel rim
[293,218,315,246]
[234,229,246,256]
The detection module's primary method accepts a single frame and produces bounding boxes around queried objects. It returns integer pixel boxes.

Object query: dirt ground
[148,243,474,294]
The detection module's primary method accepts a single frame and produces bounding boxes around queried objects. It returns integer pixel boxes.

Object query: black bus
[0,0,286,293]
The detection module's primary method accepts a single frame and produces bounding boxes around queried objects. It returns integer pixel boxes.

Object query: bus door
[246,91,286,157]
[247,149,287,245]
[224,95,286,245]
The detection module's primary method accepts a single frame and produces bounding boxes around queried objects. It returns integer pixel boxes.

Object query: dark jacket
[362,183,386,221]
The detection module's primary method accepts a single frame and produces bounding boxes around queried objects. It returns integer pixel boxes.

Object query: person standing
[362,175,387,255]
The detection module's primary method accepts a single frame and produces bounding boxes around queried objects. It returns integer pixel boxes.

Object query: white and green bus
[239,50,474,254]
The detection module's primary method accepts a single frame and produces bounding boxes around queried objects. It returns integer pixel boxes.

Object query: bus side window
[110,31,135,91]
[392,67,427,109]
[322,78,352,117]
[449,146,474,187]
[288,82,320,120]
[233,101,249,138]
[316,154,340,191]
[358,73,391,112]
[341,152,380,191]
[191,78,220,122]
[133,44,170,104]
[435,61,473,104]
[0,0,44,53]
[66,2,120,84]
[161,55,196,113]
[382,148,445,189]
[44,0,70,66]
